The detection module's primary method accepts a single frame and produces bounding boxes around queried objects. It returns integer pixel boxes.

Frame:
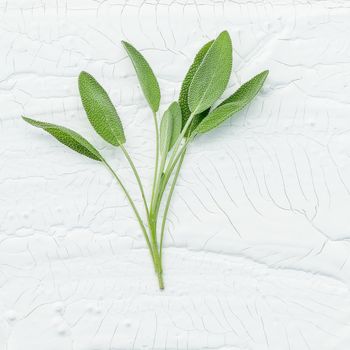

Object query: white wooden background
[1,1,350,349]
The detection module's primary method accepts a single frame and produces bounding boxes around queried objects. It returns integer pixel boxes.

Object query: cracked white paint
[1,1,350,349]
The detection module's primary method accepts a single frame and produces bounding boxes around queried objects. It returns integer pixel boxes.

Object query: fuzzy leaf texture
[78,72,126,146]
[195,70,269,134]
[160,108,173,157]
[179,40,213,129]
[194,102,244,134]
[22,117,102,161]
[122,41,161,113]
[188,31,232,115]
[219,70,269,107]
[167,102,182,149]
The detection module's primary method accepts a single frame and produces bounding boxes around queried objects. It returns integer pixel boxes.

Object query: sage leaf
[21,31,270,290]
[188,31,232,115]
[194,70,269,134]
[194,102,244,134]
[122,41,161,113]
[179,40,213,128]
[79,71,125,147]
[22,117,102,161]
[186,109,210,137]
[219,70,269,107]
[160,107,173,157]
[167,102,182,149]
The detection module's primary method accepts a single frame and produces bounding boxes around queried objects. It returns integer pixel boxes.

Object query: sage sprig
[23,31,268,289]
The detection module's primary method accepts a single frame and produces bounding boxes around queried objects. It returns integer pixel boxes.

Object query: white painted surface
[1,1,350,349]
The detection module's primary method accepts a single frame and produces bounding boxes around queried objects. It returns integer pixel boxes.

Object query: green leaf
[160,107,173,157]
[194,70,269,134]
[194,102,244,134]
[188,31,232,115]
[78,71,125,147]
[186,109,210,137]
[159,102,182,156]
[179,40,213,128]
[22,117,102,161]
[122,41,161,113]
[167,102,182,149]
[219,70,269,107]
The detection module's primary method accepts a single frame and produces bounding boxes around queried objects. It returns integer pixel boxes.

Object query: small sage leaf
[122,41,161,113]
[160,108,173,157]
[167,102,182,149]
[179,40,213,129]
[188,31,232,115]
[186,109,210,137]
[219,70,269,107]
[194,70,269,134]
[22,116,102,161]
[78,71,125,147]
[194,102,244,134]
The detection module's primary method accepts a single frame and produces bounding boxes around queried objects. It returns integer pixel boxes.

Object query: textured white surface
[1,1,350,349]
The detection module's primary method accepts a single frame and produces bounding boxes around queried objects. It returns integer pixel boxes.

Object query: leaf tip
[22,116,34,124]
[218,30,231,42]
[121,40,132,51]
[259,70,269,85]
[78,70,90,82]
[78,71,90,91]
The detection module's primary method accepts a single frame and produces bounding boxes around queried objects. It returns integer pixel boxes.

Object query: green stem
[154,139,191,217]
[151,228,164,289]
[150,152,166,219]
[120,144,150,220]
[102,158,154,263]
[151,114,195,220]
[148,110,164,289]
[150,111,160,214]
[159,149,186,262]
[151,140,190,287]
[165,112,195,174]
[157,270,164,289]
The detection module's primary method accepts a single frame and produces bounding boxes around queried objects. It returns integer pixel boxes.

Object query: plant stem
[150,111,160,213]
[165,112,195,175]
[151,229,164,289]
[120,144,150,220]
[150,141,190,288]
[157,270,164,289]
[160,149,186,262]
[154,139,191,217]
[104,112,195,290]
[151,113,196,220]
[149,151,167,220]
[101,158,154,264]
[147,110,164,289]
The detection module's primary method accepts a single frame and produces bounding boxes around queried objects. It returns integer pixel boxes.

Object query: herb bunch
[23,31,268,289]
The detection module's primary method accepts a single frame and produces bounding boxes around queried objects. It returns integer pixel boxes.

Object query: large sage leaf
[219,70,269,107]
[188,31,232,115]
[179,40,213,128]
[78,71,125,146]
[22,117,102,161]
[122,41,161,113]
